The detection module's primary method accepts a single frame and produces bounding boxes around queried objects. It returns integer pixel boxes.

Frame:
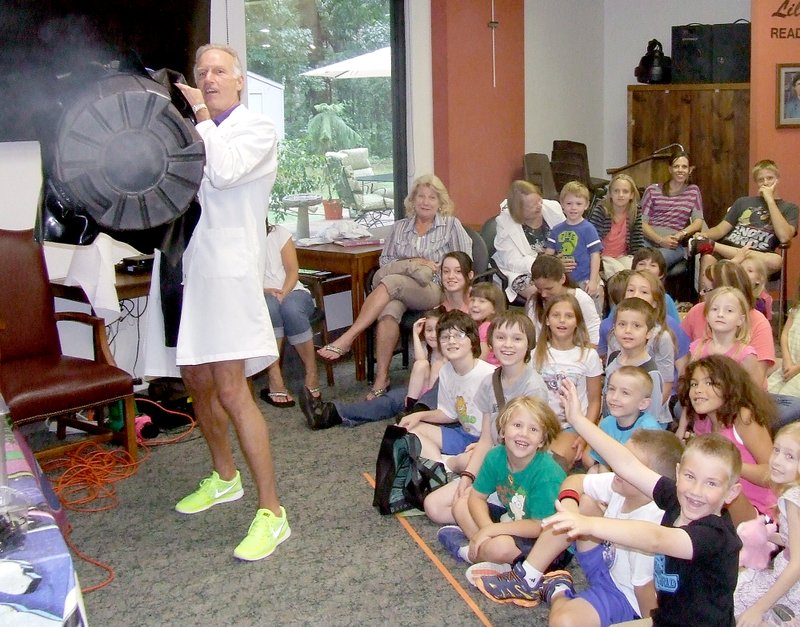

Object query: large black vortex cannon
[54,73,205,232]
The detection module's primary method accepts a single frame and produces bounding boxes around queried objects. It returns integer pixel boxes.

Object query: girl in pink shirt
[677,355,776,526]
[468,282,507,366]
[689,286,762,388]
[587,174,645,280]
[682,260,775,383]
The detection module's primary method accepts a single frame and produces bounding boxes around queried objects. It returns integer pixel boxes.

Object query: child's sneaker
[437,525,470,563]
[465,561,512,587]
[688,235,714,257]
[233,506,291,561]
[540,570,574,606]
[475,561,542,608]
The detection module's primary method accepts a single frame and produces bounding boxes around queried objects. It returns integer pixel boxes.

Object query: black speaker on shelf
[712,21,751,83]
[671,20,750,84]
[672,23,713,84]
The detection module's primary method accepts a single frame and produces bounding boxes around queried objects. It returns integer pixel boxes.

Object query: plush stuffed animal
[737,515,779,570]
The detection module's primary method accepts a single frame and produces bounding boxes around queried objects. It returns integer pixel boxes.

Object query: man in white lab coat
[147,44,289,561]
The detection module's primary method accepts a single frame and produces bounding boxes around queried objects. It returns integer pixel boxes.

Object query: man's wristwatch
[192,103,208,114]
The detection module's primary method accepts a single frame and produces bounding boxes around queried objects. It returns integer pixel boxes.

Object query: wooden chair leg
[120,395,138,460]
[778,245,789,337]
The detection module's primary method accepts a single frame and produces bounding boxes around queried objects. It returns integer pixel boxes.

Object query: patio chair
[328,157,394,228]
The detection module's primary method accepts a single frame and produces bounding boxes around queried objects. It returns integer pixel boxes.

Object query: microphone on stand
[651,143,685,156]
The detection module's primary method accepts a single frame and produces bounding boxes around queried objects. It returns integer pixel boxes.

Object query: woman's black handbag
[373,425,447,515]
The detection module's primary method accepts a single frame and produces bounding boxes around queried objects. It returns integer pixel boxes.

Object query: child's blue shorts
[441,424,480,455]
[564,543,640,625]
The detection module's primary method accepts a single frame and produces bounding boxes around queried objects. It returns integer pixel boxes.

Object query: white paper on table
[63,234,141,323]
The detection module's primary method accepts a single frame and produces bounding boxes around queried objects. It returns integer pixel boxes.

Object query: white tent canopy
[302,47,390,79]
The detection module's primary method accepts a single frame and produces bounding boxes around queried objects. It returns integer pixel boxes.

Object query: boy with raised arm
[543,378,743,626]
[474,429,682,624]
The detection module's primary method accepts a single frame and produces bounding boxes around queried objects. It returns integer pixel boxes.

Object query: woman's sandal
[299,387,324,425]
[259,388,296,408]
[365,385,390,401]
[317,344,350,362]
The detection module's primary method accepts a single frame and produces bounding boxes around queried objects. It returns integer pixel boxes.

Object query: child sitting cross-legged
[436,396,565,565]
[306,309,444,429]
[587,365,663,473]
[424,311,548,524]
[542,378,744,627]
[398,310,495,460]
[474,429,683,625]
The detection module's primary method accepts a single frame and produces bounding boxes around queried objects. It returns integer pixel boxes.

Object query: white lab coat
[144,105,278,378]
[492,200,565,301]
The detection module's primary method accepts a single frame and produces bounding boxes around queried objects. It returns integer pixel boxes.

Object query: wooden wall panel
[628,84,750,228]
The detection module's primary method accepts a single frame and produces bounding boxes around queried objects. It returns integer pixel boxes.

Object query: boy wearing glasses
[399,310,496,461]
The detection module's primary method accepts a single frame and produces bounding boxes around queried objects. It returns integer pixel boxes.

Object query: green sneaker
[233,507,291,561]
[175,470,243,514]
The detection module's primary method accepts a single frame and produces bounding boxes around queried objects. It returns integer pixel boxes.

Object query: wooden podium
[607,154,671,191]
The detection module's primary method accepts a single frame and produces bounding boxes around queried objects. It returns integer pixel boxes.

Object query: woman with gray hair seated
[317,174,472,399]
[493,180,565,303]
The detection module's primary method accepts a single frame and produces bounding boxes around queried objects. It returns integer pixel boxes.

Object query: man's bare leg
[182,363,237,481]
[182,360,281,515]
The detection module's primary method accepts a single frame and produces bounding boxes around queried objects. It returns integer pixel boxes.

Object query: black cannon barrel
[54,73,205,232]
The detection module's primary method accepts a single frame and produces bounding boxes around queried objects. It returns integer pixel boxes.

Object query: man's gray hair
[194,44,244,80]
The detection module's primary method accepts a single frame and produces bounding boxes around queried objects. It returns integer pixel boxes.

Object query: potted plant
[306,103,361,220]
[322,194,343,220]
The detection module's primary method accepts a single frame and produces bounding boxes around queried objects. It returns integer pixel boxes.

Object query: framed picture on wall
[777,64,800,128]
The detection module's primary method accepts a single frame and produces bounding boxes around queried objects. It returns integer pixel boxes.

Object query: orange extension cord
[40,405,196,594]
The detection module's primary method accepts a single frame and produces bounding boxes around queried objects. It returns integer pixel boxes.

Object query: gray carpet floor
[62,351,583,626]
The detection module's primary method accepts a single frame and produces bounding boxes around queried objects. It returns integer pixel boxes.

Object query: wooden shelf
[628,84,750,227]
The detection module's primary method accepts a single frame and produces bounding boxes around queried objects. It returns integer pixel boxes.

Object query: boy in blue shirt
[604,298,668,426]
[546,181,603,312]
[588,366,662,472]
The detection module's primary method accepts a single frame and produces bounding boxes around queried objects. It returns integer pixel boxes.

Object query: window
[243,0,405,232]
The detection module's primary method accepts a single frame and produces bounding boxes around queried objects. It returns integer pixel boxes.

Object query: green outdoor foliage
[306,102,361,154]
[246,0,392,220]
[245,0,391,153]
[269,138,325,222]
